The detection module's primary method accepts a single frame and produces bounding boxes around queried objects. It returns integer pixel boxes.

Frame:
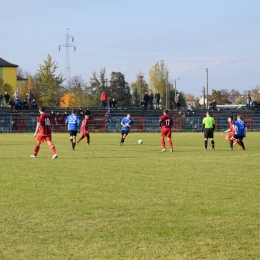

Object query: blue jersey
[65,114,80,131]
[121,117,134,131]
[235,119,247,136]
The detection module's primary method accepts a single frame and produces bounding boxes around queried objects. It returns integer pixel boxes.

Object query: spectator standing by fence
[100,91,108,109]
[12,91,19,100]
[14,97,22,110]
[148,91,154,109]
[4,91,10,108]
[246,94,251,109]
[26,89,34,105]
[22,99,28,110]
[174,94,180,109]
[31,99,38,110]
[143,92,149,109]
[111,98,117,110]
[251,98,258,110]
[0,93,3,108]
[155,91,160,109]
[8,98,14,110]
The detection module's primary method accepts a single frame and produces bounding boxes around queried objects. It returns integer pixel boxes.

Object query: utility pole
[59,28,76,84]
[138,75,144,102]
[206,68,208,109]
[174,78,180,97]
[202,86,205,109]
[166,72,169,109]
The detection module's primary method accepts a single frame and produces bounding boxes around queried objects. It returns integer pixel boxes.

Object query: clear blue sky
[1,0,260,97]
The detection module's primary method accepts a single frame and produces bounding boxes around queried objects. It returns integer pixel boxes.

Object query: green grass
[0,132,260,260]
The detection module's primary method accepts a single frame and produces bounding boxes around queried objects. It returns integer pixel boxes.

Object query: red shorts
[226,132,234,141]
[37,135,52,142]
[80,132,89,136]
[161,128,171,138]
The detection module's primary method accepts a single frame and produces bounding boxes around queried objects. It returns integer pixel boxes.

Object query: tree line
[1,55,259,108]
[6,57,185,109]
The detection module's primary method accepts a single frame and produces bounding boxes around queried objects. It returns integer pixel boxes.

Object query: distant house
[0,57,27,93]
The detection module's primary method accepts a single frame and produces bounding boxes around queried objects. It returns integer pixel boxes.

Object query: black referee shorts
[204,128,214,139]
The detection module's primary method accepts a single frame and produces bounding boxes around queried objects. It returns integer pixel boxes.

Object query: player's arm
[223,128,231,133]
[212,124,215,131]
[201,123,205,133]
[244,127,247,137]
[127,119,134,128]
[34,122,41,137]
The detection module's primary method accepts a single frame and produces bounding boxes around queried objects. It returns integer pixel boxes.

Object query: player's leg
[167,138,173,152]
[204,138,208,150]
[210,138,215,150]
[161,131,166,151]
[86,133,90,145]
[47,140,58,158]
[235,139,242,148]
[31,141,41,158]
[69,131,73,143]
[166,130,173,152]
[204,130,208,150]
[238,138,246,150]
[119,131,127,145]
[229,139,234,150]
[77,134,84,145]
[72,134,77,150]
[209,129,215,150]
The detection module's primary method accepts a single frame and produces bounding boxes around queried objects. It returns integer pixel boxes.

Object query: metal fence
[0,115,259,133]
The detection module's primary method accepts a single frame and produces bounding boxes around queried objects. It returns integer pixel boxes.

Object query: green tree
[37,55,65,106]
[148,60,168,106]
[210,89,232,105]
[109,72,132,106]
[131,88,139,105]
[195,97,202,108]
[249,84,260,102]
[130,74,149,102]
[0,78,13,95]
[67,75,87,106]
[86,70,107,106]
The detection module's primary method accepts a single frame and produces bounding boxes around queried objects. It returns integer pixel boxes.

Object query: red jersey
[159,114,173,129]
[100,92,108,101]
[80,119,89,134]
[229,121,235,134]
[37,113,51,136]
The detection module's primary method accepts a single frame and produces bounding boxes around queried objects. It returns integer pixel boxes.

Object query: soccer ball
[138,139,143,144]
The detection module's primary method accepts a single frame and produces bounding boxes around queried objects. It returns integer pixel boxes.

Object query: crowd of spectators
[0,90,39,111]
[141,91,156,110]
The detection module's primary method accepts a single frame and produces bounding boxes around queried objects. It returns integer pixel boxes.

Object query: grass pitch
[0,132,260,260]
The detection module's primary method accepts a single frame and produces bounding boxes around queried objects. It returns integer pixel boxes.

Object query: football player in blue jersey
[119,113,134,146]
[65,109,80,150]
[230,115,246,150]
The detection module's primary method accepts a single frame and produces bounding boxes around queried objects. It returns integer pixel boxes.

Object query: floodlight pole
[206,68,208,109]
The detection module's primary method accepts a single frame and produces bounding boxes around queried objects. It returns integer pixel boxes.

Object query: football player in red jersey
[222,116,242,149]
[159,109,174,152]
[77,114,90,145]
[31,106,58,159]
